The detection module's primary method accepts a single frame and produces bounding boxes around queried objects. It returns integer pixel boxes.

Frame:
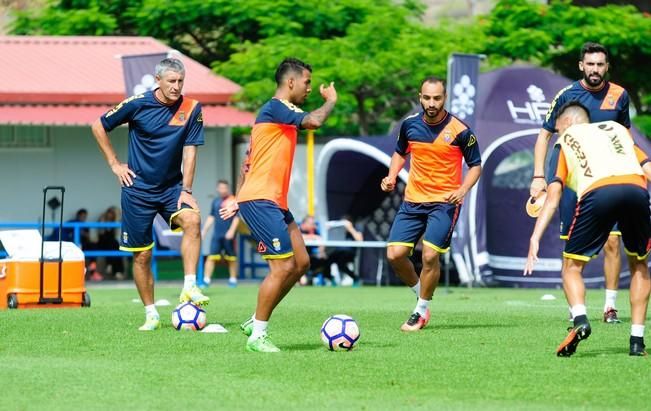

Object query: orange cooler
[0,265,7,309]
[0,230,89,309]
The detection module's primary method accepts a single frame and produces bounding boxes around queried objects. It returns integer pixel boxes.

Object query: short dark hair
[580,42,609,62]
[556,101,591,123]
[275,57,312,85]
[420,76,446,93]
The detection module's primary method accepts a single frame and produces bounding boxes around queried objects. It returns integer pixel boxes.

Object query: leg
[556,257,592,356]
[255,221,310,321]
[419,246,441,300]
[172,210,202,276]
[203,257,216,281]
[629,256,650,327]
[562,258,587,309]
[386,245,419,287]
[603,234,622,322]
[228,259,238,281]
[133,250,154,306]
[603,234,621,290]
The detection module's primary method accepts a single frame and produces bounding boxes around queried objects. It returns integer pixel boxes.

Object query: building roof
[0,104,254,127]
[0,36,254,127]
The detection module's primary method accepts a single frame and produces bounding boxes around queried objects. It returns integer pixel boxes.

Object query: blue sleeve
[184,102,204,146]
[542,86,570,132]
[394,121,410,156]
[618,91,631,129]
[100,95,142,132]
[270,100,308,127]
[546,144,563,186]
[458,129,481,167]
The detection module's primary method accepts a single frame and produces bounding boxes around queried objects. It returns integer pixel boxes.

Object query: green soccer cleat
[179,285,210,306]
[246,333,280,353]
[138,314,161,331]
[240,317,254,337]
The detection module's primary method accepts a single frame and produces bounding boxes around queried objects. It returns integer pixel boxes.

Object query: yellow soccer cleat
[138,314,161,331]
[179,285,210,306]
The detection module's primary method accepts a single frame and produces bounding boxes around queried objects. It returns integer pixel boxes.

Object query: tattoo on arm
[302,100,336,129]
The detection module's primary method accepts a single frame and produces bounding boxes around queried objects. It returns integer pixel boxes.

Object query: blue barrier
[0,222,203,282]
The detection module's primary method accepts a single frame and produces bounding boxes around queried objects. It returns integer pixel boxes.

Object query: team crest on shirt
[178,111,186,121]
[122,232,128,244]
[443,130,452,143]
[257,242,267,253]
[272,238,281,251]
[606,95,615,109]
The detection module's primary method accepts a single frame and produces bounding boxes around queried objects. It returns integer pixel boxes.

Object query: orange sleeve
[553,148,568,186]
[634,145,649,166]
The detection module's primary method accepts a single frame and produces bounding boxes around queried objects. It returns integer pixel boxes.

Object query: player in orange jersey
[381,77,482,332]
[220,57,336,352]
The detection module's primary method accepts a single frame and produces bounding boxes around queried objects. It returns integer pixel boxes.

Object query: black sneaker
[400,310,430,332]
[630,336,647,356]
[556,322,591,357]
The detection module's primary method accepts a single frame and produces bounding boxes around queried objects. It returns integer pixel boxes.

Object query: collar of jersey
[578,79,607,93]
[421,110,449,127]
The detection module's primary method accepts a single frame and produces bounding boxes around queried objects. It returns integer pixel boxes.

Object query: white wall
[0,125,233,223]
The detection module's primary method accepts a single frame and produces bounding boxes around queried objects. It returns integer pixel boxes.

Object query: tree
[216,11,491,136]
[484,0,651,115]
[10,0,422,67]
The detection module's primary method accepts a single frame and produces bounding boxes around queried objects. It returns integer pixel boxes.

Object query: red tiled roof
[0,36,254,127]
[0,36,241,104]
[0,104,255,127]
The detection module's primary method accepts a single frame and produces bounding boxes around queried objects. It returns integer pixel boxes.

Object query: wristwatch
[182,187,193,194]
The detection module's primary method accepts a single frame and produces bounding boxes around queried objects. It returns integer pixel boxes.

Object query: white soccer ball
[320,314,360,351]
[171,302,207,331]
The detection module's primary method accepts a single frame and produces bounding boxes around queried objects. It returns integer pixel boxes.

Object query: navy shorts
[559,186,620,239]
[120,185,198,252]
[238,200,295,260]
[209,235,236,261]
[387,201,460,253]
[564,185,651,261]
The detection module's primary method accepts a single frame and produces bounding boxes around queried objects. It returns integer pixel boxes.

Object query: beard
[583,72,604,87]
[421,102,441,120]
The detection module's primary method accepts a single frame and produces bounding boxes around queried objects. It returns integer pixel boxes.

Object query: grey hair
[155,58,185,77]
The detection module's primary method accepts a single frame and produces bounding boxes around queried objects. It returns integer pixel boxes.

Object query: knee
[133,250,152,267]
[422,249,440,268]
[387,247,409,265]
[604,236,620,254]
[296,257,310,277]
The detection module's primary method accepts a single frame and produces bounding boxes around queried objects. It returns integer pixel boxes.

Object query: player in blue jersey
[201,180,240,288]
[91,58,209,331]
[529,42,631,323]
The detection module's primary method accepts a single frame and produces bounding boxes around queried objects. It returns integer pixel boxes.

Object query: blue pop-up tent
[316,65,651,287]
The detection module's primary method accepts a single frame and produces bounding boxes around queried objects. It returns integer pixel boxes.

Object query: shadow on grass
[573,346,630,358]
[281,342,324,351]
[432,323,516,330]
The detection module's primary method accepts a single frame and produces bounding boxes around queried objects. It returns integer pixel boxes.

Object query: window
[0,126,51,148]
[491,149,534,189]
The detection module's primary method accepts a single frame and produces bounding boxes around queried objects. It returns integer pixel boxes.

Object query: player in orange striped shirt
[220,58,337,352]
[381,77,482,332]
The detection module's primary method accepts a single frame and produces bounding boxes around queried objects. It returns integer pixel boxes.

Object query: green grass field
[0,284,648,411]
